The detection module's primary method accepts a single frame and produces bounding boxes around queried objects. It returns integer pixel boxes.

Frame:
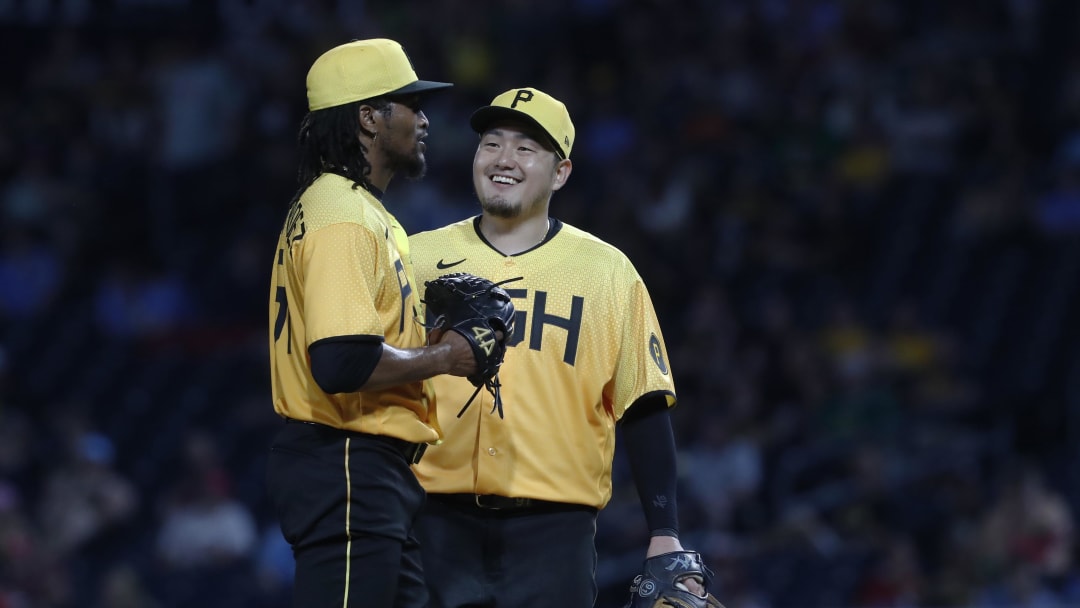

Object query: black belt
[284,418,428,465]
[430,493,593,513]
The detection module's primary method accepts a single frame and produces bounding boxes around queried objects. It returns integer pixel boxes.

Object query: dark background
[2,1,1080,607]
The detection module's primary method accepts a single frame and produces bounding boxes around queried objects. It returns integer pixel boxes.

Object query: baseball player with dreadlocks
[265,39,481,608]
[408,88,722,607]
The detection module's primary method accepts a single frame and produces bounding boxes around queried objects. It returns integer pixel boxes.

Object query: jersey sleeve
[302,222,385,344]
[611,271,676,419]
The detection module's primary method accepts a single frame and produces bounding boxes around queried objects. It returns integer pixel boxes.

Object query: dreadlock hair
[294,98,393,194]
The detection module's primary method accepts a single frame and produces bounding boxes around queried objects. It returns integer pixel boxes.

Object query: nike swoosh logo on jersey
[436,258,466,269]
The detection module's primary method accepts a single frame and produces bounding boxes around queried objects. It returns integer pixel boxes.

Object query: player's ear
[357,103,381,135]
[551,157,572,191]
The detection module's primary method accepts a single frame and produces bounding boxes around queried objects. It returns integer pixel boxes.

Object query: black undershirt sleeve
[309,338,384,394]
[620,394,680,538]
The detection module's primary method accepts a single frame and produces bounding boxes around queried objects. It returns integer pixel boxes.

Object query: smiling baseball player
[408,87,722,608]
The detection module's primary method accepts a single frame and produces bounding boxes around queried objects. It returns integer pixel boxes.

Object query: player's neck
[361,146,394,193]
[365,165,393,193]
[480,214,550,256]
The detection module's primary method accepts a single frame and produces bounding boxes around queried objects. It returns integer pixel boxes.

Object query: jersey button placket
[487,447,497,456]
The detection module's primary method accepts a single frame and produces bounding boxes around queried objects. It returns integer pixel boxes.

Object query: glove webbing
[456,374,503,419]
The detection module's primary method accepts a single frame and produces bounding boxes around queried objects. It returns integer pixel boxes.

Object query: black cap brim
[387,80,454,96]
[470,106,565,158]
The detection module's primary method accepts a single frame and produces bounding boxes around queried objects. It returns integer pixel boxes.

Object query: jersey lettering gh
[410,217,674,508]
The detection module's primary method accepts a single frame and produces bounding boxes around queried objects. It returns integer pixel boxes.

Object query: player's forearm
[359,342,456,392]
[309,334,472,394]
[622,396,681,537]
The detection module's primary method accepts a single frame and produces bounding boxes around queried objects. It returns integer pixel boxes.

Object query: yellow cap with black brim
[306,38,453,111]
[470,87,575,159]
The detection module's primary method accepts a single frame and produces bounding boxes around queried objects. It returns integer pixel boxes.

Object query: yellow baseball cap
[470,87,575,159]
[306,38,453,111]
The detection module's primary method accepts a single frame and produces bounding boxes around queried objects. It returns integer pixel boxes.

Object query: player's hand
[430,329,506,375]
[646,534,684,557]
[681,575,706,596]
[431,329,480,377]
[646,536,706,596]
[428,326,505,347]
[427,326,446,345]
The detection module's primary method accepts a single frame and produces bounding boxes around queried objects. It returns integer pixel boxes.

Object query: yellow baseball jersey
[410,217,675,509]
[268,173,440,444]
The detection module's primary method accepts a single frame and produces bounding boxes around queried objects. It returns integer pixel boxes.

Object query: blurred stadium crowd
[2,0,1080,606]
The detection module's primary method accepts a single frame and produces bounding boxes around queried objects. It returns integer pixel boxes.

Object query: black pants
[415,494,599,607]
[266,421,428,608]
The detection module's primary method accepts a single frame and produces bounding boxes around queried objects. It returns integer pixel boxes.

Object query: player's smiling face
[473,121,571,219]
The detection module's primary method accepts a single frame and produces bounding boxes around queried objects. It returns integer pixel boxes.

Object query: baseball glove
[423,272,518,418]
[623,551,725,608]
